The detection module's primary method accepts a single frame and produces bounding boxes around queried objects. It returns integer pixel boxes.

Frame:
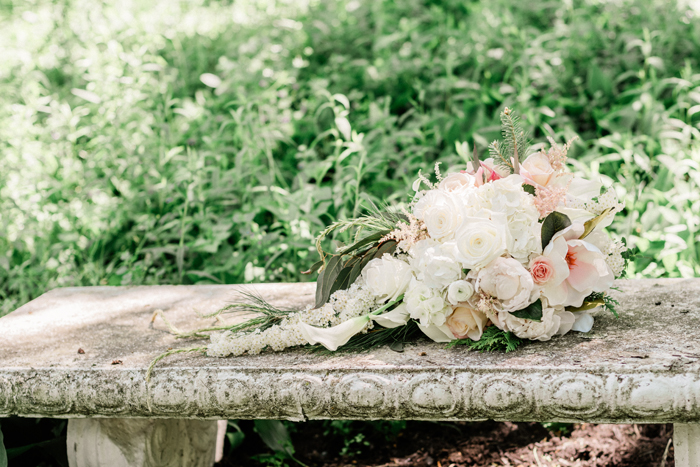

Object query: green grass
[1,0,700,317]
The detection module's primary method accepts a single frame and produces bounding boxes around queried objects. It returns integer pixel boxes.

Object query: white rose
[506,207,542,264]
[410,239,463,289]
[489,175,525,216]
[448,213,507,269]
[475,257,536,312]
[404,278,452,327]
[361,254,413,302]
[438,172,476,194]
[413,190,463,240]
[447,280,474,305]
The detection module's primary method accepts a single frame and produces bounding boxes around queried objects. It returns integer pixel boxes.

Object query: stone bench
[1,279,700,466]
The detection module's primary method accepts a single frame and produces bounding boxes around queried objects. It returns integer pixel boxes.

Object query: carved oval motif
[76,377,129,413]
[214,377,252,414]
[406,376,458,415]
[275,375,327,418]
[24,378,72,414]
[543,375,605,419]
[620,376,678,418]
[146,420,180,466]
[149,379,193,414]
[472,375,532,419]
[334,375,389,416]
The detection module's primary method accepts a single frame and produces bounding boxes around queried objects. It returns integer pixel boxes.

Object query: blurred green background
[2,0,700,318]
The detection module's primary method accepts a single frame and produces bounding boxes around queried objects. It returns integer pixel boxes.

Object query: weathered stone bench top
[2,279,700,423]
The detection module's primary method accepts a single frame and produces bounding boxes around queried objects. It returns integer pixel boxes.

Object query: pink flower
[520,152,556,187]
[538,223,614,307]
[465,158,510,187]
[529,256,556,284]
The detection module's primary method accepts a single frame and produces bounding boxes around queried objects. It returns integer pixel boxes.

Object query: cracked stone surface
[1,279,700,422]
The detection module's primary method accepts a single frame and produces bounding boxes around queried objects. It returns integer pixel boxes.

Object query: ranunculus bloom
[520,152,556,187]
[447,280,474,305]
[540,224,615,307]
[362,254,413,302]
[410,239,463,289]
[447,214,507,270]
[446,305,487,341]
[412,190,463,240]
[475,257,536,312]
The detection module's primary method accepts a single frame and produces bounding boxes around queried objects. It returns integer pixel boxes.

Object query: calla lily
[372,303,410,328]
[417,322,456,343]
[572,311,595,332]
[556,310,576,335]
[299,316,370,351]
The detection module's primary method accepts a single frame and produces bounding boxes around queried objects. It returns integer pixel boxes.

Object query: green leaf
[541,211,571,250]
[580,208,613,240]
[336,230,390,256]
[510,299,543,321]
[301,260,323,275]
[448,326,523,352]
[314,255,344,308]
[0,423,7,467]
[226,421,245,451]
[523,184,536,195]
[254,420,294,456]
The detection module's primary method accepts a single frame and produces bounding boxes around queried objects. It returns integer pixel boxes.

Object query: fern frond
[488,140,513,171]
[447,326,524,352]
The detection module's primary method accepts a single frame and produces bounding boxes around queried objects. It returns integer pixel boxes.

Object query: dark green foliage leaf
[448,326,524,353]
[510,299,543,321]
[523,184,536,196]
[584,292,620,318]
[336,230,391,256]
[389,341,404,352]
[314,255,344,308]
[301,260,323,275]
[541,212,572,250]
[312,319,421,353]
[0,424,6,467]
[226,421,245,452]
[254,420,294,456]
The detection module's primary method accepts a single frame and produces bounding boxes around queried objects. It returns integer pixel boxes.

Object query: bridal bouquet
[156,109,629,362]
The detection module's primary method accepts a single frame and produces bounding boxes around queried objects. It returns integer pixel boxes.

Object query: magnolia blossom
[438,172,476,194]
[475,257,536,312]
[520,152,556,187]
[447,280,474,305]
[448,213,507,269]
[362,254,413,302]
[540,224,615,307]
[411,239,463,289]
[446,305,487,341]
[404,278,452,327]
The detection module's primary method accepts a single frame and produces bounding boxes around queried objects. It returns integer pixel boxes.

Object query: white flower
[404,278,452,327]
[413,190,463,240]
[417,322,456,342]
[475,257,536,312]
[410,239,463,289]
[448,213,507,269]
[438,172,476,194]
[362,254,413,302]
[299,315,370,351]
[520,152,556,187]
[500,304,567,341]
[572,311,595,332]
[447,280,474,305]
[489,175,526,216]
[372,303,410,328]
[446,305,487,340]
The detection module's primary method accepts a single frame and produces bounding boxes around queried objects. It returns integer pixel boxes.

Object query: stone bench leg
[66,418,225,467]
[674,424,700,467]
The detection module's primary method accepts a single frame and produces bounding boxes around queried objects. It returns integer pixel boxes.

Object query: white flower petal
[571,311,595,333]
[299,316,370,351]
[372,304,410,328]
[417,323,455,343]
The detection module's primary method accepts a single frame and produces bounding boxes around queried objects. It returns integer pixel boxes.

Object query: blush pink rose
[529,256,555,284]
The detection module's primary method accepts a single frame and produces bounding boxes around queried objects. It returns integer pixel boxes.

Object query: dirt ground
[223,421,674,467]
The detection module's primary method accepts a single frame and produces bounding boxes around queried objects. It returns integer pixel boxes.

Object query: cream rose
[446,305,487,341]
[447,280,474,305]
[438,172,476,194]
[448,214,506,269]
[410,239,463,289]
[361,254,413,302]
[475,257,536,312]
[520,152,556,187]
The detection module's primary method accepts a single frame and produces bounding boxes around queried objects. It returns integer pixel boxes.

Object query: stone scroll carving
[4,369,700,423]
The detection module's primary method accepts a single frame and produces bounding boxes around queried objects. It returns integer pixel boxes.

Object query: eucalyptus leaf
[541,212,572,250]
[301,260,323,275]
[314,255,344,308]
[510,299,543,322]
